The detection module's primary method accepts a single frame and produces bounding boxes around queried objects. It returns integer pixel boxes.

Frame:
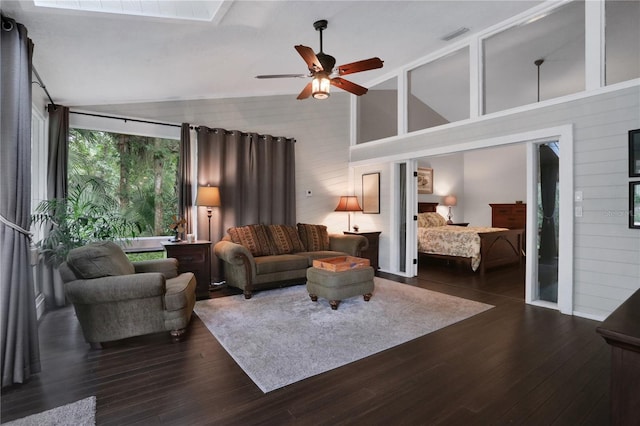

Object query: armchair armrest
[65,273,166,304]
[329,234,368,256]
[133,258,178,279]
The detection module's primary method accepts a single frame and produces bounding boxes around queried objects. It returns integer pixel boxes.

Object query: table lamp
[443,194,457,224]
[335,196,362,231]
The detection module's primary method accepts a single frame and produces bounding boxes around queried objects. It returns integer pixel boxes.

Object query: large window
[605,0,640,86]
[69,129,179,237]
[357,77,398,144]
[483,1,585,114]
[408,47,469,132]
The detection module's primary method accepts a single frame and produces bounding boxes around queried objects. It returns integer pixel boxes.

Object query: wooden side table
[344,231,381,271]
[448,222,469,227]
[162,240,211,300]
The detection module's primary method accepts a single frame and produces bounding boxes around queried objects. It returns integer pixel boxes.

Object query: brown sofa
[214,223,368,299]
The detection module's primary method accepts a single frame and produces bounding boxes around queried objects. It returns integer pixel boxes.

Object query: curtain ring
[2,17,14,32]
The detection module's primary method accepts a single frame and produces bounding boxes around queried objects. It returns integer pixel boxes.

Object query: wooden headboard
[418,202,438,213]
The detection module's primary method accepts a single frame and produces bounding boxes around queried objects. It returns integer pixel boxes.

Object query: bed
[417,202,524,275]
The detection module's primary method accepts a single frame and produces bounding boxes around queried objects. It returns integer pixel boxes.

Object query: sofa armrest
[213,240,256,290]
[65,273,166,304]
[329,234,368,256]
[133,258,178,279]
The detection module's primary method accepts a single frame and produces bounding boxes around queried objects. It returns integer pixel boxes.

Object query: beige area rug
[194,277,493,393]
[3,396,95,426]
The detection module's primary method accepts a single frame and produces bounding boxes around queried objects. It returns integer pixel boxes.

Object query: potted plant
[32,177,142,266]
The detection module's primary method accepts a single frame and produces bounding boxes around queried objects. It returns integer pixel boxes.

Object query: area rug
[3,396,95,426]
[194,278,493,393]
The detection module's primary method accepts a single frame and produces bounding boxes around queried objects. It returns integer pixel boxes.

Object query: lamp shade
[443,195,457,207]
[195,186,221,207]
[334,196,362,212]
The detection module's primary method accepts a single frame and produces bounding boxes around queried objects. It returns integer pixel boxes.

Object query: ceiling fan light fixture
[312,73,331,99]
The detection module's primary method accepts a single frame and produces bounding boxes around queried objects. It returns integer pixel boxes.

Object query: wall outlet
[575,205,583,217]
[306,190,312,197]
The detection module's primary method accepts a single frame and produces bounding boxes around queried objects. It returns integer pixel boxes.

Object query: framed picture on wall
[362,172,380,214]
[630,182,640,229]
[630,129,640,177]
[417,167,433,194]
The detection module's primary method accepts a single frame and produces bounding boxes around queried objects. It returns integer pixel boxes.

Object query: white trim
[585,0,605,90]
[469,37,481,120]
[349,79,638,166]
[572,311,607,322]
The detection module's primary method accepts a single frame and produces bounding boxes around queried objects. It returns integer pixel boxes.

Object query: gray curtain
[196,127,296,280]
[0,15,41,387]
[41,104,69,308]
[539,144,558,262]
[178,123,193,234]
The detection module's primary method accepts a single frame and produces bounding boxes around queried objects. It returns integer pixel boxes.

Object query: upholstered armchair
[59,241,197,348]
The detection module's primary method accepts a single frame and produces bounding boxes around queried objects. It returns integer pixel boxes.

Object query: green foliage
[32,177,142,266]
[126,252,166,262]
[68,129,179,237]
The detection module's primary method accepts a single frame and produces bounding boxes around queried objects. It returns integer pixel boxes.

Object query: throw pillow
[417,212,447,228]
[267,224,305,254]
[297,223,330,251]
[228,224,273,257]
[67,241,135,279]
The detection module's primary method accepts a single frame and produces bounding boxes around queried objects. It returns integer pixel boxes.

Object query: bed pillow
[296,223,331,251]
[267,224,306,254]
[417,212,447,228]
[227,224,273,257]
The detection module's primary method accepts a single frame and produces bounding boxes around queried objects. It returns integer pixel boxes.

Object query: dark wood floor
[1,262,611,425]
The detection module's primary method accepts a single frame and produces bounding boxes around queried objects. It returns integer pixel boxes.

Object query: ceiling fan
[256,19,384,100]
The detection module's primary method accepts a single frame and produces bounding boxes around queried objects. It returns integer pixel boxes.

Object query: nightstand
[162,240,211,300]
[448,222,469,227]
[344,231,381,271]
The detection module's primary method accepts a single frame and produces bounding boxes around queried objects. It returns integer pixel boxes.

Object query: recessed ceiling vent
[441,27,469,41]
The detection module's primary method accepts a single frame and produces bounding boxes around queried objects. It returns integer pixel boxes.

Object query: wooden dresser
[490,203,526,229]
[162,240,211,300]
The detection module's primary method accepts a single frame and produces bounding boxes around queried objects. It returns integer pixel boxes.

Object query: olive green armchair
[59,241,196,348]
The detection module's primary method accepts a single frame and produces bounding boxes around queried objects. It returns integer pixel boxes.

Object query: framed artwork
[417,167,433,194]
[362,172,380,214]
[630,182,640,229]
[630,129,640,177]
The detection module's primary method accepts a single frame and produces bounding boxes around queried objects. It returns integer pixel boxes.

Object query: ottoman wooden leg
[330,300,340,310]
[309,294,318,302]
[364,293,372,302]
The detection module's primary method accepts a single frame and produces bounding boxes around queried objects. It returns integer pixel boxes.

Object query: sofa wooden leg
[309,294,318,302]
[170,328,186,341]
[89,342,103,350]
[364,293,372,302]
[243,290,253,299]
[330,300,340,310]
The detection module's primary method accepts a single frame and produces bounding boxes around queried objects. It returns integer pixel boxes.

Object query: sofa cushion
[228,224,273,257]
[297,223,330,251]
[267,224,305,254]
[67,241,135,279]
[254,254,309,275]
[295,251,351,266]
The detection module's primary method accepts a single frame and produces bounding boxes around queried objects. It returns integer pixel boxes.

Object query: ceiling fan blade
[338,57,384,76]
[255,74,307,79]
[297,82,313,100]
[295,45,323,72]
[331,77,368,96]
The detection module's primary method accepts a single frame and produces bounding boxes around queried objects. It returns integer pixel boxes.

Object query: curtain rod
[70,111,182,128]
[32,67,57,110]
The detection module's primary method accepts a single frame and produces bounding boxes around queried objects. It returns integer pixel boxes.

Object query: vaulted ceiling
[2,0,542,107]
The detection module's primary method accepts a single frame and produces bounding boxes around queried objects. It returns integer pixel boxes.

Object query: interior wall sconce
[443,194,457,224]
[195,185,221,241]
[334,195,362,231]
